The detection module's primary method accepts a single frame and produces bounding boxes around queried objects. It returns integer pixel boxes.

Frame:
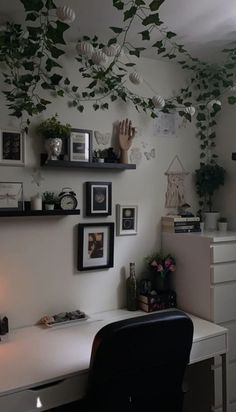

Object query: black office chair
[83,309,193,412]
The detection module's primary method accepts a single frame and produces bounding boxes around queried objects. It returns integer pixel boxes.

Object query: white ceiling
[1,0,236,61]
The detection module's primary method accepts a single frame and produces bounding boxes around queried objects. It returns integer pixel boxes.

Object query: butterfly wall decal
[144,148,155,160]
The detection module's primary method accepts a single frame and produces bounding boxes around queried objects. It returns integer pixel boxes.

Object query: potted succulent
[218,217,228,232]
[195,163,226,230]
[37,114,71,161]
[43,191,57,210]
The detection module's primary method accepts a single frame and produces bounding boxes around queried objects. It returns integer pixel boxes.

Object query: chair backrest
[86,310,193,412]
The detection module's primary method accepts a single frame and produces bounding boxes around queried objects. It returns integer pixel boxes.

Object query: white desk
[0,309,228,412]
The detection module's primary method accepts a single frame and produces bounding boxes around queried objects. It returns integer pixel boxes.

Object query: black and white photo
[0,130,25,166]
[69,129,92,162]
[86,181,112,216]
[116,204,138,235]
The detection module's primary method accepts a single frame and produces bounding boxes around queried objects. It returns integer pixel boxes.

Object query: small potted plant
[145,252,176,291]
[218,217,228,232]
[37,114,71,161]
[43,191,57,210]
[195,163,226,230]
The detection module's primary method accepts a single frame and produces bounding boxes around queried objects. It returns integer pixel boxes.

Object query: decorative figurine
[118,118,136,164]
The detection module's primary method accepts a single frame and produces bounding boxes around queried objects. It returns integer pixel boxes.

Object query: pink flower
[157,264,164,272]
[169,264,176,272]
[164,258,173,268]
[150,260,158,268]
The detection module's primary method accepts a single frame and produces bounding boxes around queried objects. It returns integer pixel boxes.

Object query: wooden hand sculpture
[118,118,136,164]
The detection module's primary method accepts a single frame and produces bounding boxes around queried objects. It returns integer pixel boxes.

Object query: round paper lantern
[152,95,165,109]
[129,71,143,85]
[207,99,222,111]
[56,6,76,23]
[103,44,123,57]
[92,50,108,66]
[184,106,196,116]
[76,41,94,58]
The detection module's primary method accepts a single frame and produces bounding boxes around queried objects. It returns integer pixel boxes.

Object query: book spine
[174,228,201,233]
[162,217,200,223]
[162,221,200,227]
[162,226,201,233]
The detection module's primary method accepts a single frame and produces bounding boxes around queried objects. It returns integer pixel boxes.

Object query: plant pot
[45,204,55,210]
[45,137,63,161]
[97,158,104,163]
[218,222,228,232]
[204,212,220,231]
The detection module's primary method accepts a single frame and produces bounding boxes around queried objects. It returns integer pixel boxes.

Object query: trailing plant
[37,114,71,139]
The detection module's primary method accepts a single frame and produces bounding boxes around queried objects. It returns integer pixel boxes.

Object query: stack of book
[162,215,201,233]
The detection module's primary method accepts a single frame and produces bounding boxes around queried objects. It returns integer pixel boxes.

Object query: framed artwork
[0,130,25,166]
[0,182,23,210]
[116,204,138,236]
[69,128,92,162]
[78,222,114,271]
[86,181,112,216]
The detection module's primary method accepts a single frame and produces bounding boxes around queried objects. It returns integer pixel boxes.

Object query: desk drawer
[211,262,236,284]
[0,373,87,412]
[212,283,236,323]
[211,243,236,264]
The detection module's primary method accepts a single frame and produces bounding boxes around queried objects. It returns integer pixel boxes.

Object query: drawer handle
[30,379,65,391]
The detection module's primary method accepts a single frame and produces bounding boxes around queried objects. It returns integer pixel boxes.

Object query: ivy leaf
[88,80,97,89]
[46,21,69,45]
[93,103,99,111]
[49,46,64,59]
[166,31,176,39]
[197,113,206,121]
[57,90,64,97]
[142,13,162,26]
[113,1,124,10]
[101,103,109,110]
[149,0,165,11]
[125,63,136,67]
[72,86,78,92]
[111,95,117,101]
[152,40,163,48]
[78,105,84,112]
[228,96,236,104]
[45,0,56,9]
[50,74,62,85]
[25,12,38,21]
[22,61,34,71]
[20,0,44,12]
[139,30,150,40]
[45,57,61,71]
[135,0,145,4]
[124,6,137,21]
[110,26,123,34]
[108,38,117,46]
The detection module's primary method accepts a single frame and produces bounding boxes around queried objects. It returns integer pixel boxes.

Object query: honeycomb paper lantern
[56,6,76,23]
[207,99,222,111]
[152,95,165,109]
[92,50,108,66]
[184,106,196,116]
[129,71,143,85]
[76,41,94,58]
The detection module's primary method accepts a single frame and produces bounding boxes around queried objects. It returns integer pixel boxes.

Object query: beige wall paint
[0,56,199,328]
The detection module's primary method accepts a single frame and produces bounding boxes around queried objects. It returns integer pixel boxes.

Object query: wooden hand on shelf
[118,118,136,164]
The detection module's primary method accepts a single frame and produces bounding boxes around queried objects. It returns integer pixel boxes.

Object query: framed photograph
[86,181,112,216]
[116,204,138,236]
[78,222,114,271]
[69,128,92,162]
[0,182,23,210]
[0,130,25,166]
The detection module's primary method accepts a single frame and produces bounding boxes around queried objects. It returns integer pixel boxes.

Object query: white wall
[0,55,199,328]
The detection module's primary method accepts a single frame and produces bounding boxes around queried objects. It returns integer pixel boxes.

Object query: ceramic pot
[218,222,228,232]
[45,204,54,211]
[204,212,220,231]
[45,138,63,161]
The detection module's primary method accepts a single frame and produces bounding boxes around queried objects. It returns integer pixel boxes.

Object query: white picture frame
[0,130,25,166]
[116,204,138,236]
[69,129,92,162]
[0,182,23,210]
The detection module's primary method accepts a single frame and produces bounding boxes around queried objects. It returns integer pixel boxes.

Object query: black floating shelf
[232,153,236,160]
[0,209,80,217]
[40,154,136,170]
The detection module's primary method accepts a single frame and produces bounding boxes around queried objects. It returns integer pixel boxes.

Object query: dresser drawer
[211,243,236,263]
[0,373,87,412]
[212,283,236,323]
[211,262,236,284]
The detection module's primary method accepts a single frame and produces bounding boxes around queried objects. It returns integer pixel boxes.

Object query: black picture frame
[78,222,114,271]
[69,128,92,162]
[0,130,25,166]
[85,181,112,216]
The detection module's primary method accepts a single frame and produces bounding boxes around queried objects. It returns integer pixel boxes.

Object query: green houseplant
[42,191,57,210]
[195,163,226,230]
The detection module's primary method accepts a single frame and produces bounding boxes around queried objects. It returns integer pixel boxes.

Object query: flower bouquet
[145,252,176,291]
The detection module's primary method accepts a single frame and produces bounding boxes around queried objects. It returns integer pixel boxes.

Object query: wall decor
[69,129,92,162]
[165,156,189,209]
[78,222,114,271]
[0,130,25,166]
[0,182,23,210]
[116,204,138,236]
[86,182,112,216]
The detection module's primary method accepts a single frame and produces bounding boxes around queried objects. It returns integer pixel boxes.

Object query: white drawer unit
[162,231,236,411]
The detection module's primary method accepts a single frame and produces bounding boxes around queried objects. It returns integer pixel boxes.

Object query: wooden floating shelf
[0,210,80,217]
[40,154,136,170]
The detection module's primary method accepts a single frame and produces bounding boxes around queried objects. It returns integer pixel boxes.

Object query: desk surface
[0,308,228,397]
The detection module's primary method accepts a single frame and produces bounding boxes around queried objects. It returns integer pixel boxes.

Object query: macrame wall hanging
[165,155,189,208]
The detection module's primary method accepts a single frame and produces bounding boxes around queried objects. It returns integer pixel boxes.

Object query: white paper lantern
[129,71,143,85]
[207,99,222,111]
[184,106,196,116]
[152,95,165,109]
[103,44,123,57]
[92,50,108,66]
[56,6,76,23]
[76,41,94,58]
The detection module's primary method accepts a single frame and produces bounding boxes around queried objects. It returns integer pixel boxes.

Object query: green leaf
[125,63,136,67]
[135,0,145,5]
[64,77,70,85]
[20,0,43,12]
[166,31,176,39]
[45,0,56,9]
[78,105,84,112]
[124,6,137,21]
[152,40,163,48]
[101,103,109,110]
[25,12,38,21]
[149,0,165,11]
[45,57,61,71]
[88,80,97,89]
[110,26,123,33]
[57,90,64,97]
[50,74,62,85]
[72,86,78,92]
[197,113,206,121]
[46,21,69,45]
[228,96,236,104]
[139,30,150,40]
[113,1,124,10]
[22,61,34,71]
[93,103,99,111]
[142,13,162,26]
[49,46,64,59]
[111,95,117,101]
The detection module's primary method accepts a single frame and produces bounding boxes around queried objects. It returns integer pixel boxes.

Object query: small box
[138,290,176,313]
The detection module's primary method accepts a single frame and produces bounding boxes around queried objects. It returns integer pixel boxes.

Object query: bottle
[31,193,42,210]
[126,262,138,311]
